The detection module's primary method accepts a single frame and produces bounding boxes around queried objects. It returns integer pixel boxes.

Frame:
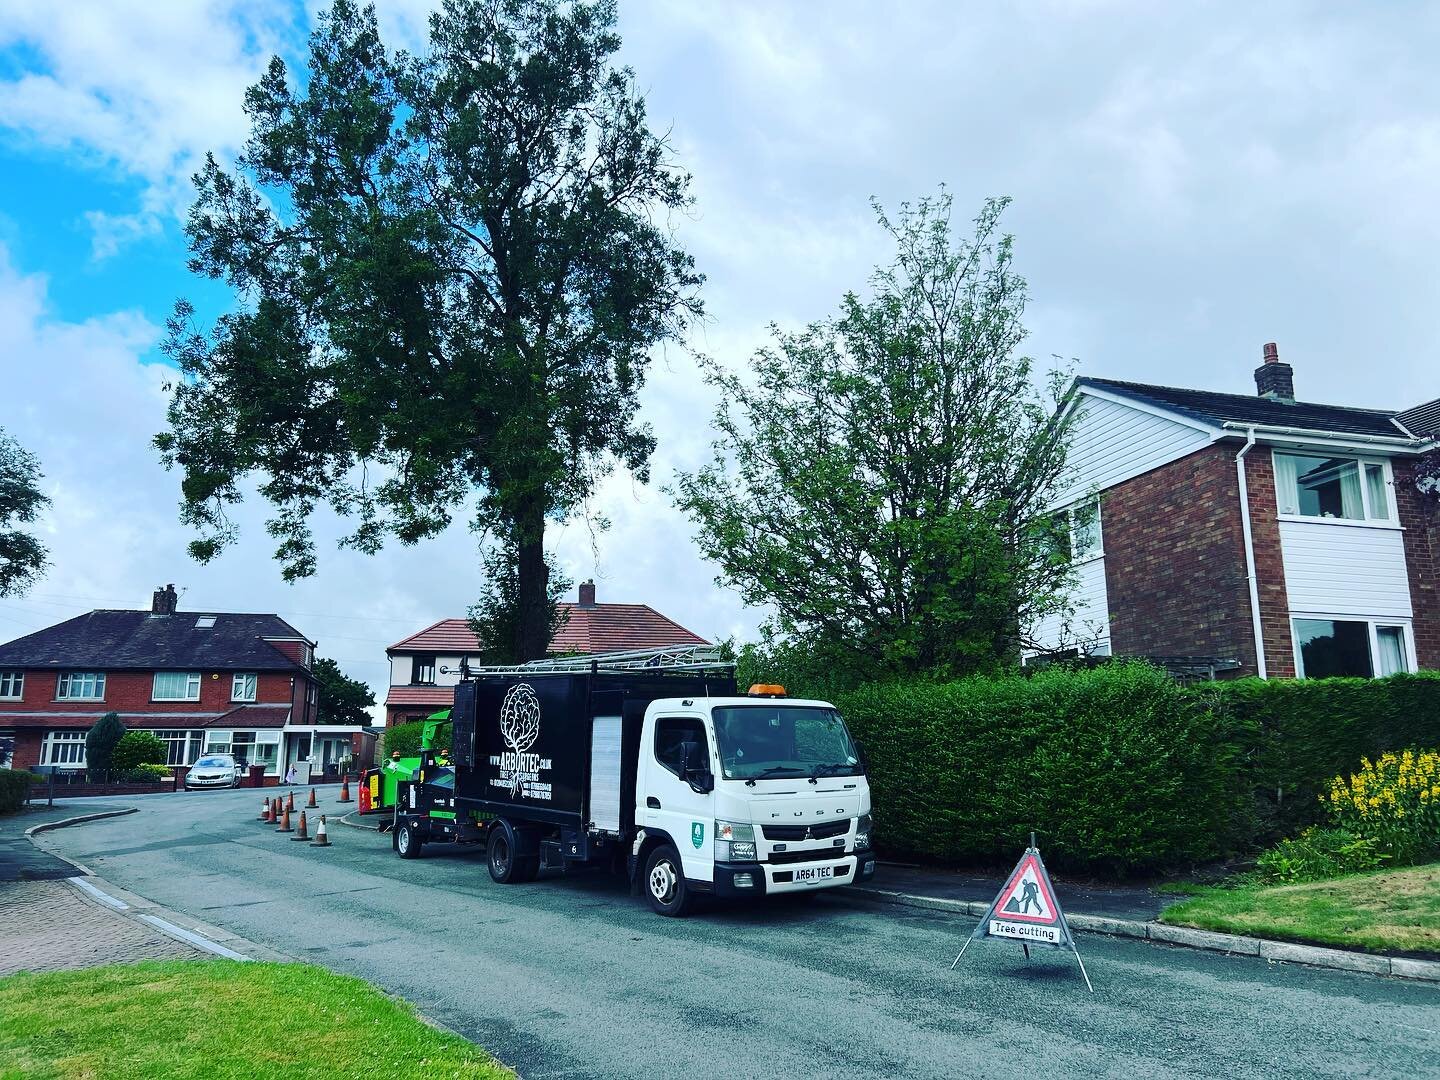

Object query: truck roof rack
[465,644,735,676]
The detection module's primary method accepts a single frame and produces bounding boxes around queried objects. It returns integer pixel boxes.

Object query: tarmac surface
[30,788,1440,1079]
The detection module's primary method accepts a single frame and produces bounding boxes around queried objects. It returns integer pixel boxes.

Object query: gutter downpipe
[1235,426,1267,679]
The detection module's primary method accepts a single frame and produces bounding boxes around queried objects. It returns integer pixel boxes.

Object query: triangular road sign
[949,841,1093,991]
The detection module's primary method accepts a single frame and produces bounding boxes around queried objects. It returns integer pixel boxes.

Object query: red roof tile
[207,703,291,729]
[384,686,457,707]
[387,603,708,656]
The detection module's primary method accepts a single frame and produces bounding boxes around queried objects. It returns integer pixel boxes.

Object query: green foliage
[155,0,702,660]
[467,542,572,665]
[0,426,50,598]
[111,732,167,773]
[314,657,376,726]
[384,720,452,761]
[1321,748,1440,866]
[0,769,42,813]
[124,764,174,783]
[85,712,126,777]
[1194,673,1440,838]
[1253,827,1388,885]
[837,662,1251,874]
[674,191,1075,682]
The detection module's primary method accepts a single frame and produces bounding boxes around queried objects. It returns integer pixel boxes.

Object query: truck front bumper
[711,853,877,897]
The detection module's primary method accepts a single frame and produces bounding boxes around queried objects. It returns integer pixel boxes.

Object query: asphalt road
[34,789,1440,1079]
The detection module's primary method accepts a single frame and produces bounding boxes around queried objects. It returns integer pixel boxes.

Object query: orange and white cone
[311,815,331,847]
[306,788,317,809]
[259,797,270,822]
[290,810,310,841]
[337,778,352,803]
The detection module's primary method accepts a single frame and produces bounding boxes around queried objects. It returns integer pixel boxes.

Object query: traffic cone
[311,814,331,847]
[285,791,295,814]
[290,810,309,841]
[258,797,270,822]
[306,788,317,809]
[337,777,352,803]
[276,804,293,833]
[263,797,275,823]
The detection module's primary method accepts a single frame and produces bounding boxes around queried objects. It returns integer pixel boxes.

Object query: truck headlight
[855,813,873,851]
[715,820,756,862]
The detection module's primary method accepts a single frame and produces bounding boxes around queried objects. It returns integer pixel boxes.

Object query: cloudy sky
[1,1,1436,710]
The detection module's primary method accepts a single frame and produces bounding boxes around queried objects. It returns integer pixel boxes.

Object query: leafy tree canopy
[0,426,50,598]
[85,712,126,777]
[155,0,702,659]
[314,656,377,726]
[674,192,1075,681]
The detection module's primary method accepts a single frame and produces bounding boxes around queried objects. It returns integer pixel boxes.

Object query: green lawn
[1160,863,1440,956]
[0,960,511,1080]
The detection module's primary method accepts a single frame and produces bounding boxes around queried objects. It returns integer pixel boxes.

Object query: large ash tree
[674,193,1074,681]
[0,426,50,598]
[156,0,701,660]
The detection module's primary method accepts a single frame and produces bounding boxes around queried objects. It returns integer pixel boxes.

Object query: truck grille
[767,849,851,865]
[761,819,851,842]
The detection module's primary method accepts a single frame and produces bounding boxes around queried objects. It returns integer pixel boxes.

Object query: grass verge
[1159,862,1440,955]
[0,960,511,1079]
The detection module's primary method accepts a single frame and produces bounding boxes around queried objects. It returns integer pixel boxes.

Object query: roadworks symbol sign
[981,850,1070,947]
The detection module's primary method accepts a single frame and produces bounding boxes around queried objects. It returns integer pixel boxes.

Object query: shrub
[85,712,125,778]
[1323,748,1440,865]
[111,731,166,773]
[837,662,1253,875]
[1253,826,1387,884]
[384,720,451,761]
[124,763,174,783]
[0,769,43,813]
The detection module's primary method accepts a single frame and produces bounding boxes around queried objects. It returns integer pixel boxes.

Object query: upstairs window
[56,672,105,701]
[153,671,201,702]
[0,671,22,700]
[1275,454,1394,523]
[412,660,436,685]
[1041,499,1103,564]
[232,673,257,702]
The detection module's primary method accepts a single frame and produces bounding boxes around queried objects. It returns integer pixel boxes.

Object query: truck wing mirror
[680,740,715,794]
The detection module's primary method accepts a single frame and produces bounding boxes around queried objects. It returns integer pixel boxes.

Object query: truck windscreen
[711,705,862,781]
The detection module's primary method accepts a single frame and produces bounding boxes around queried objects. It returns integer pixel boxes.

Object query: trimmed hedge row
[835,665,1440,875]
[0,768,42,813]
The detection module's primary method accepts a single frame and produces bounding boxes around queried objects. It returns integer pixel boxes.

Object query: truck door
[644,714,715,884]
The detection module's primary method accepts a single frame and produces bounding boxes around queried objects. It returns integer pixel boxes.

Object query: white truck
[391,646,877,915]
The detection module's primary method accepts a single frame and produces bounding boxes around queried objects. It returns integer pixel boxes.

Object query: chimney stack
[151,584,178,616]
[1254,342,1295,402]
[578,580,596,607]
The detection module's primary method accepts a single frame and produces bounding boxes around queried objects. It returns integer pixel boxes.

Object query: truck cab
[633,688,876,916]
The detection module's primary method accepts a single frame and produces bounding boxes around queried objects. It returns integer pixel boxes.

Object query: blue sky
[2,1,1438,709]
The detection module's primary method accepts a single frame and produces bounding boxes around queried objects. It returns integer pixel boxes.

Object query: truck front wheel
[644,844,693,917]
[395,820,423,859]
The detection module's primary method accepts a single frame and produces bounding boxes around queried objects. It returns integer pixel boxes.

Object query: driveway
[33,788,1440,1079]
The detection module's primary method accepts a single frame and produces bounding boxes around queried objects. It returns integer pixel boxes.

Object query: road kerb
[835,884,1438,982]
[25,807,138,837]
[335,811,381,832]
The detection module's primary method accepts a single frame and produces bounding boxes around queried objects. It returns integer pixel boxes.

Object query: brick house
[384,580,710,724]
[0,585,368,780]
[1029,346,1439,678]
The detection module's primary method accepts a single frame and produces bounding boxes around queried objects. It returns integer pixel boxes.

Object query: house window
[413,660,436,685]
[56,672,105,701]
[1293,618,1412,679]
[1042,500,1103,563]
[1275,453,1394,523]
[154,729,202,766]
[205,730,232,756]
[194,616,217,629]
[232,673,257,702]
[228,730,281,775]
[153,671,202,702]
[0,672,22,700]
[41,731,88,767]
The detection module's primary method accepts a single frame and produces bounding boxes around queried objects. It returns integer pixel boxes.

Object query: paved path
[34,789,1440,1079]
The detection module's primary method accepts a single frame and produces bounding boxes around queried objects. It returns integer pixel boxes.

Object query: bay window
[1275,453,1395,523]
[155,729,203,766]
[41,731,87,767]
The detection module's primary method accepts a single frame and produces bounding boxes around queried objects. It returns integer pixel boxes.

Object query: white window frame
[0,671,22,700]
[232,673,258,702]
[41,730,88,767]
[1291,615,1418,679]
[152,671,202,702]
[56,672,105,701]
[153,729,203,767]
[413,659,436,685]
[1273,451,1399,527]
[228,729,283,775]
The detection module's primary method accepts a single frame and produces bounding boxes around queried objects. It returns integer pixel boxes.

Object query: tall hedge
[383,719,452,761]
[837,663,1254,875]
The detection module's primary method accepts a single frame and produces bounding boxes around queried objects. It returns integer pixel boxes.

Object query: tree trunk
[513,495,551,662]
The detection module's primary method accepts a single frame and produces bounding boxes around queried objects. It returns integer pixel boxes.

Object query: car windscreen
[195,756,233,768]
[710,705,862,781]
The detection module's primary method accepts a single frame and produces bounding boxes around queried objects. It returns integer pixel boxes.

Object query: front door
[644,714,715,884]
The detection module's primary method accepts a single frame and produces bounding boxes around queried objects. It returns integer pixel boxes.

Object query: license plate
[793,865,834,883]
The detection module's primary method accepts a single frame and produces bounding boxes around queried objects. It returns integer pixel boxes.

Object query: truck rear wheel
[643,843,693,917]
[395,820,423,859]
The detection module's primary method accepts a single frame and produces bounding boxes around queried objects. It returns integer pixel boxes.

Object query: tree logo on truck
[490,683,552,801]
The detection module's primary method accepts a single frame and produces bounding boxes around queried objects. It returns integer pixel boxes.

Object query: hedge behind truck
[835,665,1440,876]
